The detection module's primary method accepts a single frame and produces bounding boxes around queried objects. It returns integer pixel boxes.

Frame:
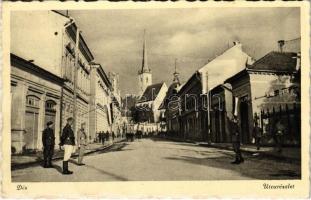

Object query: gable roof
[139,82,164,103]
[247,51,297,72]
[198,42,254,92]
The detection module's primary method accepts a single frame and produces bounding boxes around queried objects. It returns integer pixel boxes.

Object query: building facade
[89,64,112,142]
[224,51,300,145]
[10,11,94,153]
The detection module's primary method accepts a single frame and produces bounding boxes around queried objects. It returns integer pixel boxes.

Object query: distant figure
[112,131,115,141]
[101,131,105,144]
[60,117,75,175]
[230,116,244,164]
[77,123,87,166]
[253,122,262,150]
[42,121,55,168]
[275,119,285,153]
[106,131,110,142]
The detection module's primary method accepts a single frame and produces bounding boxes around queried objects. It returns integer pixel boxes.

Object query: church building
[135,31,168,125]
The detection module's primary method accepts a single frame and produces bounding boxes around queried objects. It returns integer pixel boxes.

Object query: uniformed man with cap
[60,117,75,175]
[42,121,55,168]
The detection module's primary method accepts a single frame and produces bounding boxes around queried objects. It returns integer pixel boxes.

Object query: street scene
[10,7,301,181]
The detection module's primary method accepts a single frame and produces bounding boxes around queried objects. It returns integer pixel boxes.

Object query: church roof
[139,82,165,103]
[247,51,297,72]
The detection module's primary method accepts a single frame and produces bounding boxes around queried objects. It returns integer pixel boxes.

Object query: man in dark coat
[59,117,75,175]
[230,116,244,164]
[42,121,55,168]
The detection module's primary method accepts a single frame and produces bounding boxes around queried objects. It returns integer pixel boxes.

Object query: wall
[11,11,66,77]
[11,64,61,153]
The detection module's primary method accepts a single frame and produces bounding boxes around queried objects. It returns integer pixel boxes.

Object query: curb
[11,140,125,170]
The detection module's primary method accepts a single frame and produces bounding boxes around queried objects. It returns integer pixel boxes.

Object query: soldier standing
[77,122,87,166]
[253,121,262,150]
[230,116,244,164]
[42,121,55,168]
[60,117,75,175]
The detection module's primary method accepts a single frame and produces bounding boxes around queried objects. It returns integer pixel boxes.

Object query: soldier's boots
[62,161,73,175]
[43,159,48,168]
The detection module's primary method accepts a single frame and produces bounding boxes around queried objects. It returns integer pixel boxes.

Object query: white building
[10,10,94,153]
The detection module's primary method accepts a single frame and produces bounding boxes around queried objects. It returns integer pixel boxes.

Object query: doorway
[239,101,250,144]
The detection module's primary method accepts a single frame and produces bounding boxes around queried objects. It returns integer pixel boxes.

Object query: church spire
[173,58,180,84]
[140,29,150,73]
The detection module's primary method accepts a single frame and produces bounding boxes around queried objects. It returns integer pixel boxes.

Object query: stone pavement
[163,136,300,163]
[11,138,125,170]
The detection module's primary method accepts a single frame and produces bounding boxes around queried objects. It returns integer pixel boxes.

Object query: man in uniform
[60,117,75,175]
[230,116,244,164]
[42,121,55,168]
[77,122,87,166]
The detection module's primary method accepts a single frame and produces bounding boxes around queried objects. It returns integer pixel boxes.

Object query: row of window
[26,95,56,111]
[63,50,90,94]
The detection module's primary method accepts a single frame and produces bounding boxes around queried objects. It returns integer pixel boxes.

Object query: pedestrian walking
[275,119,285,153]
[59,117,75,175]
[77,122,87,166]
[42,121,55,168]
[253,121,262,150]
[230,116,244,164]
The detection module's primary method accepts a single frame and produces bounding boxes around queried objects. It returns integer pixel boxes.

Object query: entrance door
[25,111,39,150]
[240,101,250,144]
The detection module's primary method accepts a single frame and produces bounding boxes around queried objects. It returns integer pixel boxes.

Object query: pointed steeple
[140,29,151,73]
[173,58,180,85]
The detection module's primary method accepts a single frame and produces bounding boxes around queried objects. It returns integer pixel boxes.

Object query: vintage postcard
[1,1,310,198]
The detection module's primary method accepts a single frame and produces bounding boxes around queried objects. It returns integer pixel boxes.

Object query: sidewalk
[11,138,125,170]
[163,136,301,163]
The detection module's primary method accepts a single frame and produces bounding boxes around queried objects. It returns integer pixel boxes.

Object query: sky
[68,7,300,96]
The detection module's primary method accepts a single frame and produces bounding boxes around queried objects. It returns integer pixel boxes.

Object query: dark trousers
[43,145,54,165]
[255,137,261,150]
[233,142,243,162]
[275,135,283,152]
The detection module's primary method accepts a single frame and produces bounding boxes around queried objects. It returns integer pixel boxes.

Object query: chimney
[278,40,285,52]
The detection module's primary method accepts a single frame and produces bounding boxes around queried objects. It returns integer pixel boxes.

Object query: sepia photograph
[1,1,310,198]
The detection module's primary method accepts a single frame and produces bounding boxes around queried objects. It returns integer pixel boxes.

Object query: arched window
[26,95,40,108]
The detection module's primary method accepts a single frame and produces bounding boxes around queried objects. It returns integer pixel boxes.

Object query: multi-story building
[10,10,94,153]
[89,64,113,142]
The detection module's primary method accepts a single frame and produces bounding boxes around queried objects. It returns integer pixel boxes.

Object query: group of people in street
[96,131,118,144]
[42,117,88,175]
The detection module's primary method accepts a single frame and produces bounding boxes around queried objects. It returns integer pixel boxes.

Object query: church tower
[138,30,152,97]
[172,59,180,85]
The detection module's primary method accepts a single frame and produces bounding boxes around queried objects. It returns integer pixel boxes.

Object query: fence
[259,103,300,145]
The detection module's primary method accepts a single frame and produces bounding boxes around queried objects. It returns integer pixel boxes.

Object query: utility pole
[73,27,80,146]
[206,71,211,145]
